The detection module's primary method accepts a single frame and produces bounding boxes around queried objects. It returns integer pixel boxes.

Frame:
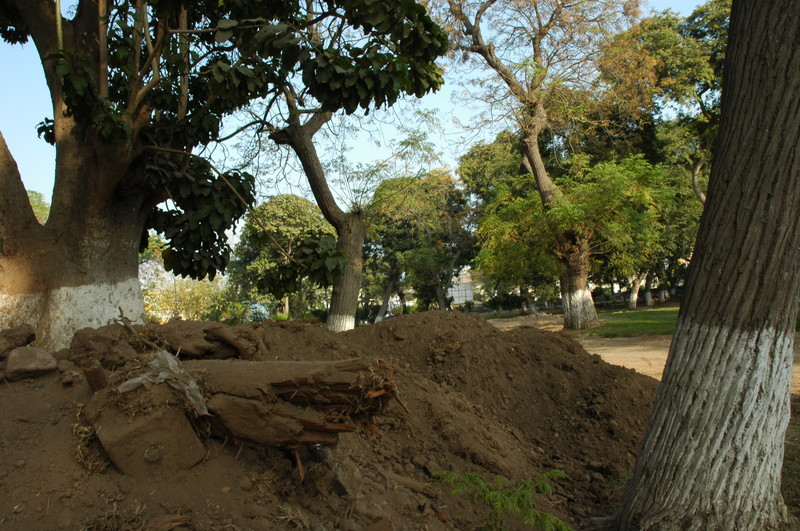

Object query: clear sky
[0,1,704,203]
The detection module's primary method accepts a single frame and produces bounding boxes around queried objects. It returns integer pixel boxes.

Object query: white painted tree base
[621,319,793,529]
[326,313,355,332]
[0,278,145,352]
[562,288,598,329]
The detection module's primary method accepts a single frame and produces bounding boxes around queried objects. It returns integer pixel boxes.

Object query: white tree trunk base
[326,313,355,332]
[562,288,598,330]
[621,319,793,529]
[0,278,145,351]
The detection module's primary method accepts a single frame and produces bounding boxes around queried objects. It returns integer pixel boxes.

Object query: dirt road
[488,313,800,394]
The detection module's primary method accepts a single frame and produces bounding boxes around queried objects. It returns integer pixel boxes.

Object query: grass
[571,306,680,338]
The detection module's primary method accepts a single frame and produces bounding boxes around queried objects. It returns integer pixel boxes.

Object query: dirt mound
[0,311,658,530]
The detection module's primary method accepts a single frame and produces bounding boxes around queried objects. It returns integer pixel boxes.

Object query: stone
[5,346,57,380]
[0,324,36,357]
[90,400,205,477]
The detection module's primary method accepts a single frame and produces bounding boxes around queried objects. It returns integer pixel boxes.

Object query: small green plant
[435,470,572,530]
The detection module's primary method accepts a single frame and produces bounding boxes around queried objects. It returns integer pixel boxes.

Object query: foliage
[600,0,731,167]
[369,170,474,310]
[139,235,228,322]
[227,195,343,312]
[1,0,447,281]
[26,190,50,224]
[435,470,571,531]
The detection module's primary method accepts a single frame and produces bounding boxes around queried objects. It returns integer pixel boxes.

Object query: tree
[601,0,731,203]
[441,0,641,329]
[370,170,474,313]
[226,194,340,319]
[459,132,673,316]
[0,0,446,349]
[26,190,49,223]
[619,2,800,527]
[250,4,448,332]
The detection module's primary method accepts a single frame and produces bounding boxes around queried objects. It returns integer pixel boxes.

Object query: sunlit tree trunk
[270,110,364,332]
[619,3,799,528]
[326,216,365,331]
[1,131,147,351]
[557,233,598,329]
[628,273,644,310]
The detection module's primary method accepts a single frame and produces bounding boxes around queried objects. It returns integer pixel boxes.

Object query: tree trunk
[644,273,654,307]
[326,215,366,332]
[628,274,644,310]
[557,234,598,329]
[619,3,800,528]
[270,111,364,332]
[374,271,397,323]
[1,133,147,351]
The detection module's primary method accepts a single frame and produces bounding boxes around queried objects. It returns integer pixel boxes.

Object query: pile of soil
[0,311,658,530]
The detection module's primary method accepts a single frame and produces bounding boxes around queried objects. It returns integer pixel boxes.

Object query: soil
[0,310,737,530]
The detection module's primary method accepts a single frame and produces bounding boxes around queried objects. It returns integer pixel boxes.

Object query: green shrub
[435,470,571,530]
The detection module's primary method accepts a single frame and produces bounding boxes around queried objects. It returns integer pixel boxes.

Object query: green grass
[573,306,680,338]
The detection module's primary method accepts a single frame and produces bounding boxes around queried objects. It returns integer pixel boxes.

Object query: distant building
[448,269,474,305]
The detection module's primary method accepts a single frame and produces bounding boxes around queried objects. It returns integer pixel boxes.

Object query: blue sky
[0,0,704,203]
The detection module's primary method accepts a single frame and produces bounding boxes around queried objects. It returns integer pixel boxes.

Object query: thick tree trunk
[643,273,654,307]
[0,133,147,351]
[326,215,366,332]
[619,3,800,528]
[557,235,598,330]
[628,274,644,310]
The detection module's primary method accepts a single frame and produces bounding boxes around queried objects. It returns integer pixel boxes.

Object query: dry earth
[1,310,796,530]
[490,314,800,393]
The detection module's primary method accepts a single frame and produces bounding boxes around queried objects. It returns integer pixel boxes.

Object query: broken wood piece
[184,358,394,448]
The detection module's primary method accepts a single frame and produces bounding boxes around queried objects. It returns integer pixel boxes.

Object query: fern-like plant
[435,470,572,530]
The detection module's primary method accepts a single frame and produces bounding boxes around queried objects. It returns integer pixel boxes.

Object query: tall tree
[442,0,641,328]
[226,194,340,318]
[370,170,474,313]
[0,0,446,347]
[258,5,447,331]
[619,1,799,527]
[601,0,731,202]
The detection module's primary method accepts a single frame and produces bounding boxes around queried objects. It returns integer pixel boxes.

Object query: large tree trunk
[557,234,598,330]
[0,132,147,351]
[326,215,366,332]
[619,3,799,528]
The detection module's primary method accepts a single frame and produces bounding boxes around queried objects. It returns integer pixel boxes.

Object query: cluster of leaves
[146,156,255,280]
[227,195,344,307]
[368,170,474,310]
[435,470,571,531]
[4,0,448,281]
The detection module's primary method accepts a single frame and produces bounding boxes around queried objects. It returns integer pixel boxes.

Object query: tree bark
[643,273,654,307]
[557,234,598,329]
[326,215,366,331]
[374,271,397,323]
[270,110,364,332]
[1,131,148,351]
[619,3,800,528]
[628,274,644,310]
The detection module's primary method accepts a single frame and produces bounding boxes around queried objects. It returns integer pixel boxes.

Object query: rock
[89,390,205,477]
[5,346,57,380]
[0,324,36,357]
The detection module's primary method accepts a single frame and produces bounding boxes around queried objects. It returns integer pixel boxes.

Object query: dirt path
[487,313,800,394]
